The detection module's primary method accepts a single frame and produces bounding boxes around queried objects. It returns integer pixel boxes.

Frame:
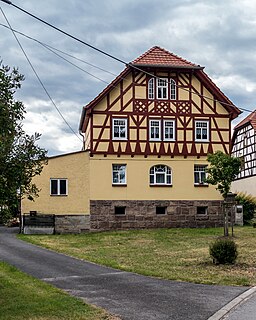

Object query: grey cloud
[1,0,256,155]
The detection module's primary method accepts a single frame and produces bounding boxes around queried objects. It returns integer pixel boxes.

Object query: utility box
[235,205,243,226]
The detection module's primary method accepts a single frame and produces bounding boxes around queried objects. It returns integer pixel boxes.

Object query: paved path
[0,227,249,320]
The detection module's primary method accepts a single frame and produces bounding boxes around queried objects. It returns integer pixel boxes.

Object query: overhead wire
[0,0,253,114]
[0,23,118,79]
[0,8,83,142]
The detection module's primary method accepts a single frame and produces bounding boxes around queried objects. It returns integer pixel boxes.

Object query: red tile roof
[234,110,256,130]
[132,46,202,69]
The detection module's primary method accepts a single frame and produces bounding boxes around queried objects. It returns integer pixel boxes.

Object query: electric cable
[0,22,118,79]
[0,0,253,114]
[0,7,83,142]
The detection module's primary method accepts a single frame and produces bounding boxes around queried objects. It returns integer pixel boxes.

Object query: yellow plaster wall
[22,151,90,215]
[90,155,222,201]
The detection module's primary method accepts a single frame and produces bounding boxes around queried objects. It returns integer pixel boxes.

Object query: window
[112,118,127,140]
[157,78,168,99]
[112,164,126,185]
[150,165,172,185]
[194,165,207,185]
[115,206,126,215]
[50,179,68,196]
[156,206,167,215]
[195,121,209,141]
[164,120,175,141]
[150,120,161,141]
[197,206,208,215]
[170,79,176,100]
[148,78,154,99]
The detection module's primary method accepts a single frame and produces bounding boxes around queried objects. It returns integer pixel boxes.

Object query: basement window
[197,206,208,215]
[156,206,167,215]
[115,206,126,215]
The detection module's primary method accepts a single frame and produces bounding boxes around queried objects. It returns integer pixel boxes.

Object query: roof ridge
[132,46,201,68]
[234,110,256,130]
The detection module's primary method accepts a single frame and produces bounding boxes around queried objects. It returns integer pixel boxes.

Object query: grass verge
[0,261,117,320]
[19,227,256,286]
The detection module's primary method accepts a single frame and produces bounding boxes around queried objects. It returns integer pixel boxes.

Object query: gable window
[148,78,155,99]
[112,164,126,185]
[164,120,175,141]
[112,118,127,140]
[150,165,172,185]
[50,179,68,196]
[150,120,161,141]
[157,78,168,99]
[170,79,176,100]
[194,165,208,185]
[195,120,209,142]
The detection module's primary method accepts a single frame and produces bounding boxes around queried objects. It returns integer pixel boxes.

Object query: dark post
[223,193,237,237]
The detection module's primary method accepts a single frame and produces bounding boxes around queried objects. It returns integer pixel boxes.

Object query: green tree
[0,63,47,223]
[206,151,241,236]
[206,151,241,197]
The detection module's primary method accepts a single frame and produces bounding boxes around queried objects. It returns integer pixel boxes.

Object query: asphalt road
[0,226,248,320]
[223,293,256,320]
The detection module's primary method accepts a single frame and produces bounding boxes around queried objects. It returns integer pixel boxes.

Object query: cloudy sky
[1,0,256,156]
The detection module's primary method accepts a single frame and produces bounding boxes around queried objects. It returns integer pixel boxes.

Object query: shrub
[235,192,256,224]
[209,238,238,264]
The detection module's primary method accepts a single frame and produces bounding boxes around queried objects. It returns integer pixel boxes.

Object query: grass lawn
[0,261,118,320]
[19,226,256,287]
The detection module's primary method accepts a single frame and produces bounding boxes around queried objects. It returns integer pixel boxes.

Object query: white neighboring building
[231,110,256,196]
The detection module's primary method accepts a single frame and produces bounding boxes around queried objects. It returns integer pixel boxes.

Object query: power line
[0,22,118,79]
[0,0,253,114]
[0,7,83,142]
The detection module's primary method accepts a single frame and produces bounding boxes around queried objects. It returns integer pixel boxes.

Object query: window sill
[195,140,209,143]
[194,184,208,187]
[50,194,68,196]
[112,184,127,187]
[150,184,172,187]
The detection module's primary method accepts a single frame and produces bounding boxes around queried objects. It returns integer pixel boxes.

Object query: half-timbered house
[22,46,241,233]
[231,110,256,196]
[79,46,241,231]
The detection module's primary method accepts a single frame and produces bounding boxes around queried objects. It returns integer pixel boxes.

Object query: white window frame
[157,78,168,99]
[170,79,176,100]
[112,118,127,140]
[150,165,172,185]
[149,119,161,141]
[148,78,155,99]
[50,178,68,196]
[194,165,208,185]
[164,120,175,141]
[112,164,127,185]
[195,120,209,142]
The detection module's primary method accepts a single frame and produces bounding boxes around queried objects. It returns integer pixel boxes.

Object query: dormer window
[157,78,168,99]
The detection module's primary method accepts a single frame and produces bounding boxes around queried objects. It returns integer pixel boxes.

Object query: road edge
[207,286,256,320]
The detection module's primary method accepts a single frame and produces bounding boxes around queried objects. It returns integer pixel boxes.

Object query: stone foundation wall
[90,200,223,231]
[55,215,90,234]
